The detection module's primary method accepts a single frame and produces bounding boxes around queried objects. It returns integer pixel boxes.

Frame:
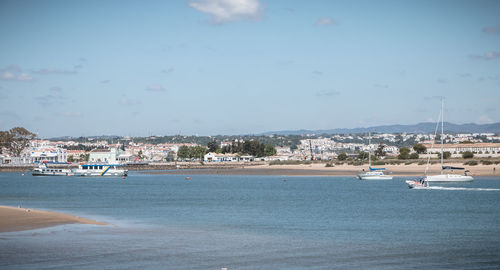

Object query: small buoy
[21,173,24,176]
[185,177,191,180]
[122,176,126,179]
[283,179,286,182]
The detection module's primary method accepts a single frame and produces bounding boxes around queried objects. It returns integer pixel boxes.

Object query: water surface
[1,172,499,269]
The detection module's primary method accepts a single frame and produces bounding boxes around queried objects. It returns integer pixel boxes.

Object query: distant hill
[262,122,500,135]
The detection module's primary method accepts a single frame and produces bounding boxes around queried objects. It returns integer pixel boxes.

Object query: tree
[67,155,75,162]
[177,145,190,160]
[412,143,427,154]
[398,147,411,160]
[357,151,369,160]
[6,127,36,157]
[190,146,207,160]
[207,140,218,153]
[264,144,277,156]
[437,151,451,159]
[374,143,386,157]
[462,151,474,159]
[337,152,348,161]
[409,153,419,159]
[138,150,144,160]
[0,131,12,154]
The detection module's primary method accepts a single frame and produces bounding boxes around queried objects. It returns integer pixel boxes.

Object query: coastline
[0,206,107,233]
[142,163,499,177]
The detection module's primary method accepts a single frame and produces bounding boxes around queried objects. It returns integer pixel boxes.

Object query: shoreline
[0,206,107,233]
[141,163,499,177]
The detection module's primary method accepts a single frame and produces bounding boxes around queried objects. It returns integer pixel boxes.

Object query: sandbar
[0,206,107,233]
[145,163,499,177]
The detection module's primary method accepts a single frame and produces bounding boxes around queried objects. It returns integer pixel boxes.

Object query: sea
[1,172,500,269]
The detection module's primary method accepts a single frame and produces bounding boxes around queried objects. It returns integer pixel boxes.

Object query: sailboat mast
[368,132,371,168]
[440,99,444,174]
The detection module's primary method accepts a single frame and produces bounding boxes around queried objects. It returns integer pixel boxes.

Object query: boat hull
[425,174,473,182]
[357,175,393,180]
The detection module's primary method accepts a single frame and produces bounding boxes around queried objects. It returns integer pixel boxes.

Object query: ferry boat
[72,164,128,177]
[32,162,72,176]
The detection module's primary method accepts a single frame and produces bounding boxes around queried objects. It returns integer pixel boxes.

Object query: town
[1,127,500,166]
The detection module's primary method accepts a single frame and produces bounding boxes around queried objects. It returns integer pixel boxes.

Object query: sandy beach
[0,206,107,233]
[145,162,499,177]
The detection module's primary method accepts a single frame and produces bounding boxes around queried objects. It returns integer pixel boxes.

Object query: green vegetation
[357,151,369,160]
[462,151,474,159]
[0,127,36,156]
[337,152,348,161]
[463,160,478,166]
[374,143,386,157]
[409,153,419,159]
[412,143,427,154]
[398,147,411,160]
[437,151,451,159]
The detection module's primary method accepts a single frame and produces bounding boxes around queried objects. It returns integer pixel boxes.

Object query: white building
[89,148,125,163]
[24,148,67,163]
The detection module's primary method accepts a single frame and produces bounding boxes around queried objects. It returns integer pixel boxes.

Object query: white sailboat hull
[357,172,393,180]
[425,174,473,182]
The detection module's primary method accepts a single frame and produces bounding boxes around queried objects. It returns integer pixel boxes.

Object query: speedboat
[405,178,428,189]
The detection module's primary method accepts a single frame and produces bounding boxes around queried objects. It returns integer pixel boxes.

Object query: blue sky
[0,0,499,138]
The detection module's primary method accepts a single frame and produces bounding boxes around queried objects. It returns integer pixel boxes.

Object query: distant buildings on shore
[1,132,499,165]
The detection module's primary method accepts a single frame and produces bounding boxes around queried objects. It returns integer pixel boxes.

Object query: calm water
[1,172,500,269]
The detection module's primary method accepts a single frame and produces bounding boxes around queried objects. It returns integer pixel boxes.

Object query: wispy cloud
[100,80,111,84]
[55,111,83,118]
[35,94,69,107]
[145,85,166,92]
[316,90,340,97]
[119,97,141,106]
[49,86,63,92]
[476,114,493,124]
[458,73,472,78]
[315,17,337,26]
[312,70,323,76]
[161,67,175,74]
[33,68,77,75]
[373,84,389,88]
[189,0,261,24]
[436,78,448,84]
[469,51,500,60]
[482,25,500,34]
[0,65,35,82]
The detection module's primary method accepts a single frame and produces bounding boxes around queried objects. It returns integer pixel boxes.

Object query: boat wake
[412,186,500,191]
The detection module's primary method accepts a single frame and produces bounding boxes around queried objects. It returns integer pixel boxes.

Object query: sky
[0,0,499,138]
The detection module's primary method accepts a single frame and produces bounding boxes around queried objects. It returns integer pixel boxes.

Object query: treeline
[177,140,277,160]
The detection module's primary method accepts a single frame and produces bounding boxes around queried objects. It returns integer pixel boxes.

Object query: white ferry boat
[73,164,128,177]
[32,162,72,176]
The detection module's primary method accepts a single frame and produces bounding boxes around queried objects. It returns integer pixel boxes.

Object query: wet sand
[0,206,107,233]
[144,163,499,177]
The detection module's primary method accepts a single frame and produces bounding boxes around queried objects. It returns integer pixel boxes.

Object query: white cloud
[33,68,77,75]
[316,90,340,97]
[315,17,337,26]
[0,65,35,82]
[189,0,261,23]
[119,98,141,106]
[469,51,500,60]
[145,85,165,92]
[482,25,500,34]
[476,114,493,124]
[56,112,83,118]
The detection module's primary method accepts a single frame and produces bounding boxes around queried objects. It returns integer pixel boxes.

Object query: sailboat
[406,99,473,188]
[357,132,393,180]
